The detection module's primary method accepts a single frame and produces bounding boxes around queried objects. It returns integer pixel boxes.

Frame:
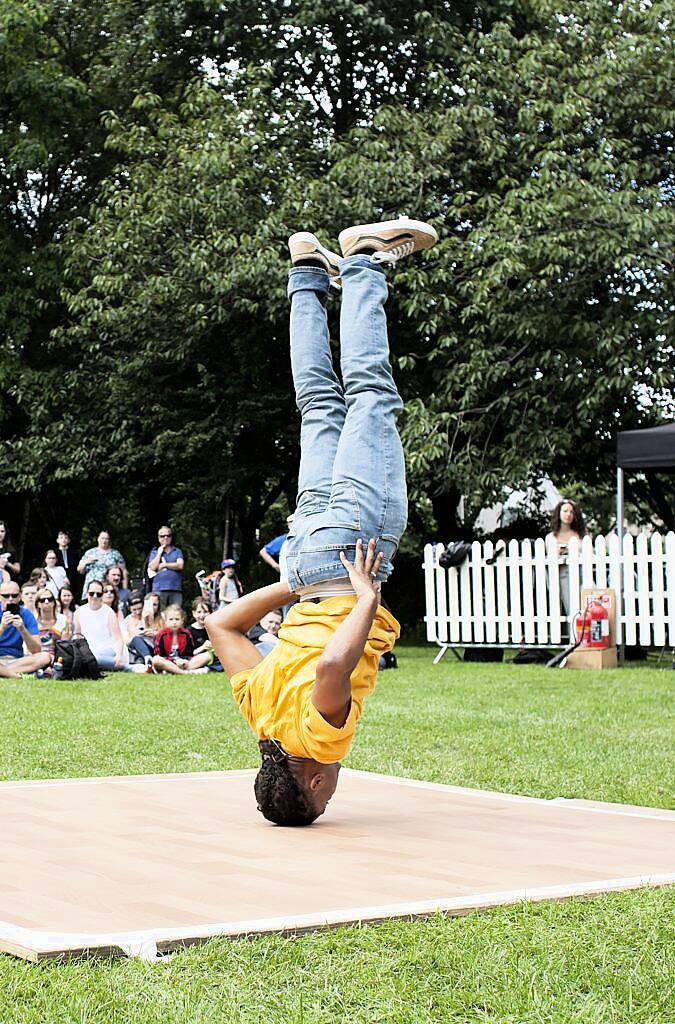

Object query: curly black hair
[551,499,587,538]
[254,740,319,827]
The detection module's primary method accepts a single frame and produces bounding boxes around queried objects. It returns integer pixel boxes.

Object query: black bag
[378,651,398,670]
[512,648,554,665]
[439,540,506,570]
[53,638,101,680]
[129,576,147,598]
[439,541,472,569]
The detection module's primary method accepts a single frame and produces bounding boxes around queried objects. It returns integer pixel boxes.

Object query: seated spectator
[58,586,76,640]
[187,598,217,670]
[105,566,130,616]
[218,560,244,609]
[121,592,146,660]
[35,588,68,670]
[73,581,127,672]
[20,582,38,618]
[147,526,184,610]
[29,567,48,591]
[0,579,43,677]
[102,583,123,622]
[247,609,282,644]
[0,521,21,581]
[151,606,209,675]
[247,608,282,658]
[43,549,69,598]
[126,592,163,662]
[77,531,127,595]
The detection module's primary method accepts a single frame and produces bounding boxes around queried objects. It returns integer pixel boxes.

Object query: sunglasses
[37,597,55,604]
[88,591,104,598]
[103,588,115,593]
[1,593,19,600]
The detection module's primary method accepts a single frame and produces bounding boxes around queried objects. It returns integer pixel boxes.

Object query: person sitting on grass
[187,599,216,669]
[0,579,48,678]
[247,609,283,658]
[206,216,437,826]
[20,582,38,619]
[73,581,127,672]
[58,586,77,640]
[151,605,212,675]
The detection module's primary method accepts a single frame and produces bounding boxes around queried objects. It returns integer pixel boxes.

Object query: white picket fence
[423,533,675,656]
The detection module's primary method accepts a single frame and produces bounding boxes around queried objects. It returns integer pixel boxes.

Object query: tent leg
[617,466,625,666]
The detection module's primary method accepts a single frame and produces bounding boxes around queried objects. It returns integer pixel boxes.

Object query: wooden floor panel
[0,769,673,961]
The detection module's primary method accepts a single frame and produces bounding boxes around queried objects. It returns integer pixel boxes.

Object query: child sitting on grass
[152,606,211,675]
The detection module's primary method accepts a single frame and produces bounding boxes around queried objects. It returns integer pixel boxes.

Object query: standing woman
[77,531,127,595]
[43,550,69,599]
[0,522,21,581]
[546,499,587,618]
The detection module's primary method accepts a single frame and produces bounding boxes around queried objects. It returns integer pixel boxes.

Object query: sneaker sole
[288,232,341,281]
[338,217,438,257]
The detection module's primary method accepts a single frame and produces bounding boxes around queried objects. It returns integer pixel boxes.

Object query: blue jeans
[285,255,407,591]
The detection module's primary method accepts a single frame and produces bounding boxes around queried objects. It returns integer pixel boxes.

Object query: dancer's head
[254,740,340,826]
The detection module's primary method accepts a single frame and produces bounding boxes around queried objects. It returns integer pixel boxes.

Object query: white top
[77,604,117,655]
[44,565,69,598]
[279,539,289,583]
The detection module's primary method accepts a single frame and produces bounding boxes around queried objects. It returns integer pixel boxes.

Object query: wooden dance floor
[0,769,673,961]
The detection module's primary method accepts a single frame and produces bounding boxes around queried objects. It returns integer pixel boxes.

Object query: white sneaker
[288,232,341,288]
[338,216,438,263]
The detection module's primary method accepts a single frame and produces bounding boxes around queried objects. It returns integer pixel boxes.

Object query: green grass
[0,649,673,1023]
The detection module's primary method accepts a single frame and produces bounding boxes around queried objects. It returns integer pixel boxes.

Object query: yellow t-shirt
[230,596,400,763]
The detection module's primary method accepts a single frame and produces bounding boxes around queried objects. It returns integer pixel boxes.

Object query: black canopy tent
[616,423,675,541]
[615,423,675,658]
[616,423,675,472]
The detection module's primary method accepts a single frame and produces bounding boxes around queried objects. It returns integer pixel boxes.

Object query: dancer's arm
[312,540,383,727]
[205,581,292,677]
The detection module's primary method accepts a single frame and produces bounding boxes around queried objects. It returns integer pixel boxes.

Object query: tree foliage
[0,0,672,584]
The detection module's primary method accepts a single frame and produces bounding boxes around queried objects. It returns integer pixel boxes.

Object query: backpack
[53,637,101,680]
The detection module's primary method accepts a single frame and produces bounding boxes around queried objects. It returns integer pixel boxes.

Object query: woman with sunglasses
[126,592,163,663]
[35,588,68,668]
[102,584,123,622]
[73,582,127,672]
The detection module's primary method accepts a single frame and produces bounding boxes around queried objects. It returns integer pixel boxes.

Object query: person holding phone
[127,592,163,662]
[546,499,588,619]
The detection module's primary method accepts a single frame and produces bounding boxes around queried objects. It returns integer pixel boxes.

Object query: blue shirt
[149,545,184,593]
[264,534,287,559]
[0,604,39,658]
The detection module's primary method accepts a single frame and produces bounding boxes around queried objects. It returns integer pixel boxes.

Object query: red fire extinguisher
[588,598,610,649]
[574,599,609,649]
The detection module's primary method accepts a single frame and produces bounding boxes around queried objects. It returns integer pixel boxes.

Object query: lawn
[0,649,673,1023]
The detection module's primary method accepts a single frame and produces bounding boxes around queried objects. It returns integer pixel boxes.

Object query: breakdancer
[206,217,438,825]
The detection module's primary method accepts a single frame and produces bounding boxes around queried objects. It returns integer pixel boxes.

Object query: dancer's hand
[339,538,383,600]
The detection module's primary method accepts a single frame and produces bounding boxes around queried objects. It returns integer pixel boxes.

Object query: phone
[4,601,20,616]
